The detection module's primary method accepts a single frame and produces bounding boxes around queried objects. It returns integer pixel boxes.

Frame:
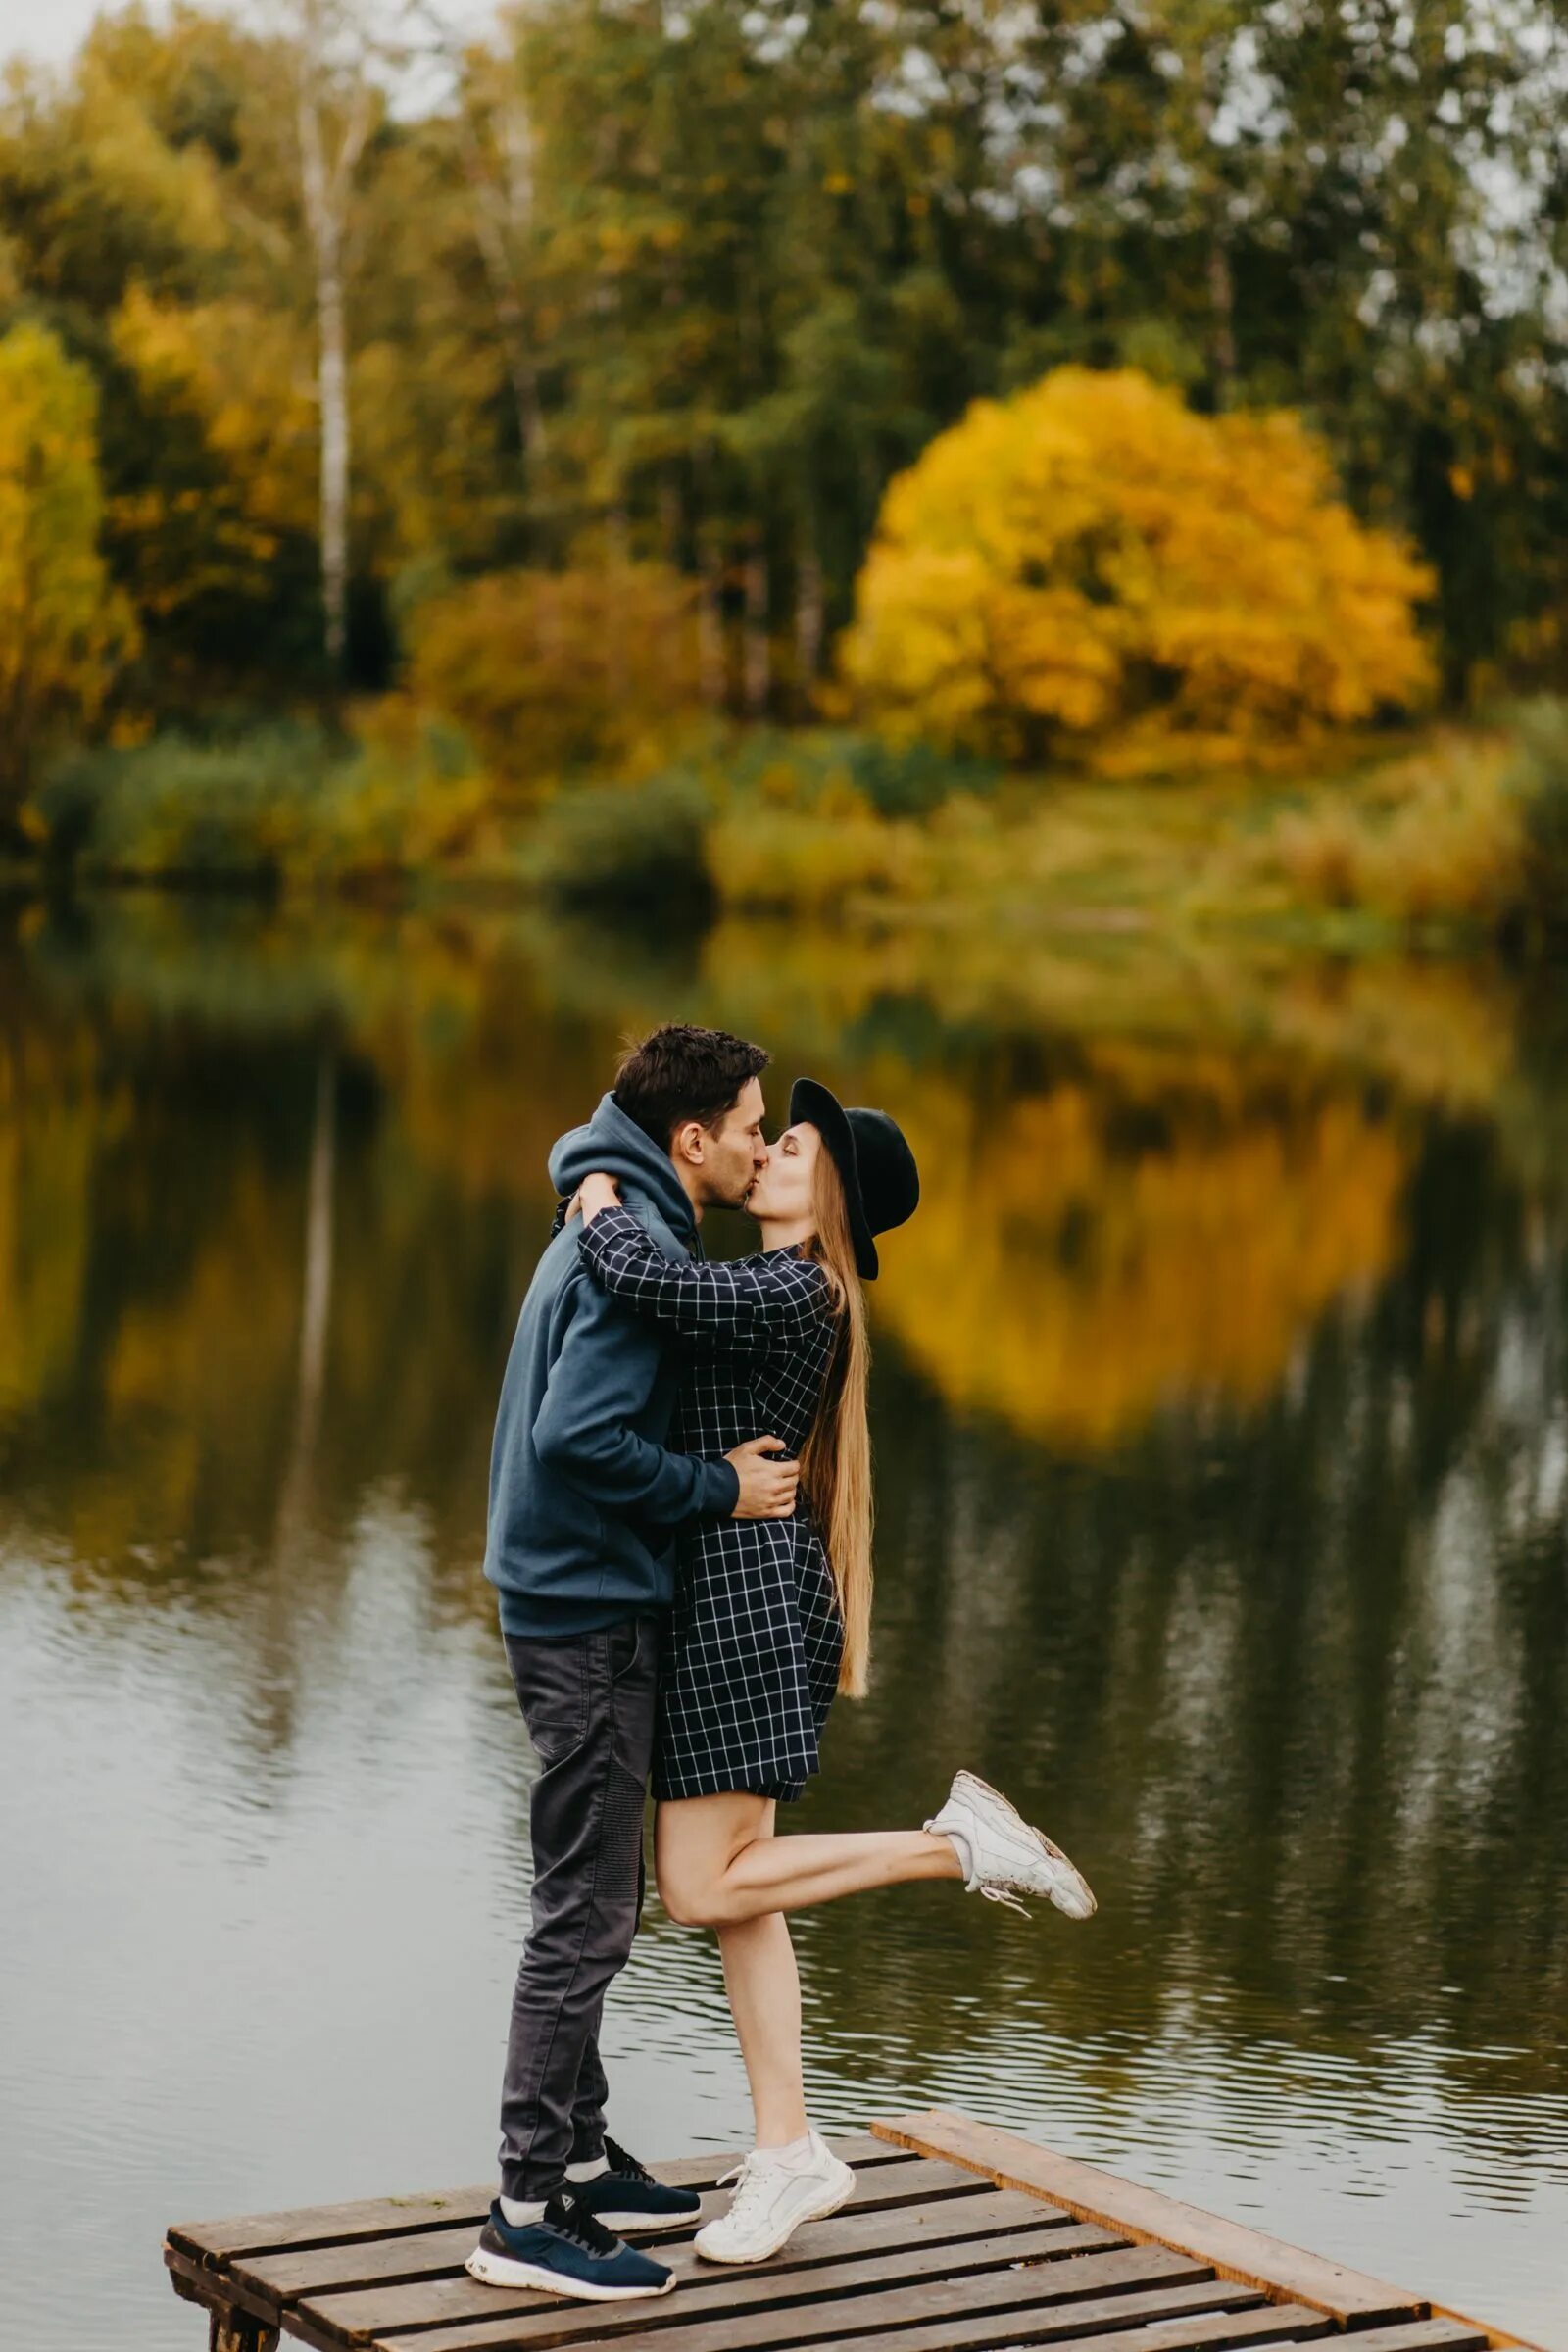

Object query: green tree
[0,320,138,820]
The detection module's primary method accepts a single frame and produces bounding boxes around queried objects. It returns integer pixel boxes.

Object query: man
[467,1024,798,2305]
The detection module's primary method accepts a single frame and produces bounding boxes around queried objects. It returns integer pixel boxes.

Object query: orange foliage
[0,321,139,798]
[841,368,1435,772]
[408,564,705,787]
[108,288,317,619]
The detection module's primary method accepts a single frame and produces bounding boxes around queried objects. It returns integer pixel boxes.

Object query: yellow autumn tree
[409,564,705,790]
[841,368,1435,772]
[108,287,318,630]
[0,321,139,816]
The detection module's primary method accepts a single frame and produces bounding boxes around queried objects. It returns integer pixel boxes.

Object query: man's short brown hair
[614,1024,770,1150]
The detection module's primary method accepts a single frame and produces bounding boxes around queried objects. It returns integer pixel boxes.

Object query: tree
[280,0,380,668]
[0,320,138,819]
[407,562,704,787]
[841,367,1434,770]
[3,0,1564,716]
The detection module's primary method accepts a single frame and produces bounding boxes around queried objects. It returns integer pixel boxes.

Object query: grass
[21,704,1568,956]
[694,718,1566,953]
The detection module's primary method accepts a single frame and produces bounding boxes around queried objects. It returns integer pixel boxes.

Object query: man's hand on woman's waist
[727,1436,799,1520]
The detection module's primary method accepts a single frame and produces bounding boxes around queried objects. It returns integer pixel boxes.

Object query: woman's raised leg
[656,1789,961,1932]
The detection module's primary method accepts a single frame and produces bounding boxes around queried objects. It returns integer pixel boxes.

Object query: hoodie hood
[549,1092,697,1242]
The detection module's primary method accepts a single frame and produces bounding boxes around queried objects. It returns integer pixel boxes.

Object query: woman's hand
[579,1171,621,1222]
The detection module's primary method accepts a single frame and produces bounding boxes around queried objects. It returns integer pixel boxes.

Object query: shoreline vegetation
[9,699,1568,960]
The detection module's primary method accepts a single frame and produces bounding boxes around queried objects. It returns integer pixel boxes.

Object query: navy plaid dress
[576,1204,844,1802]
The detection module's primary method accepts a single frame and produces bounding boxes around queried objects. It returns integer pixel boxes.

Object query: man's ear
[670,1118,706,1168]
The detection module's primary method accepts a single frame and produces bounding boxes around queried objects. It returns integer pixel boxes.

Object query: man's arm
[532,1274,798,1525]
[532,1275,735,1524]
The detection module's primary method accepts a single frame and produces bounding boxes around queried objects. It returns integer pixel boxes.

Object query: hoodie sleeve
[531,1271,740,1523]
[578,1203,830,1346]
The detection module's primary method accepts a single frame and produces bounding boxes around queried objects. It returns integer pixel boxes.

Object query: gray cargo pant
[498,1616,661,2201]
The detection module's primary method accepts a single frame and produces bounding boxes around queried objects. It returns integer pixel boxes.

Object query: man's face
[692,1077,769,1210]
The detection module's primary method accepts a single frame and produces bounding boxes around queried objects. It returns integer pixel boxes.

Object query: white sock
[499,2194,548,2227]
[929,1819,974,1885]
[565,2152,610,2183]
[759,2131,816,2168]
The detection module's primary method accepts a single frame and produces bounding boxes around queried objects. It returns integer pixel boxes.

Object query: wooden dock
[165,2108,1545,2352]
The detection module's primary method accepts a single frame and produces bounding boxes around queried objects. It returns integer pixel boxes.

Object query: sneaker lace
[979,1881,1031,1918]
[549,2191,622,2256]
[603,2135,654,2186]
[714,2152,771,2225]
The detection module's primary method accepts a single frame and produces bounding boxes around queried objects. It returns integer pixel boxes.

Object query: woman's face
[747,1120,822,1224]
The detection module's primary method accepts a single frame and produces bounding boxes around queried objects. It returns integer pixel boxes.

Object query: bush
[705,729,998,820]
[39,725,339,881]
[708,798,933,912]
[1506,698,1568,937]
[327,700,492,873]
[1261,736,1523,930]
[408,564,704,790]
[841,366,1435,773]
[844,736,1000,818]
[38,705,501,883]
[532,773,715,915]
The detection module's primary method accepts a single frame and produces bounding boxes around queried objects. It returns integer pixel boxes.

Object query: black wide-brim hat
[789,1077,920,1281]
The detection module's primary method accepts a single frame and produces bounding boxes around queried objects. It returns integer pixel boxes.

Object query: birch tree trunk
[292,0,371,671]
[465,182,547,465]
[301,99,350,665]
[450,50,546,465]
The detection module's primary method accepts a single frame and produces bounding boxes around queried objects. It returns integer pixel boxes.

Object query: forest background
[4,0,1568,947]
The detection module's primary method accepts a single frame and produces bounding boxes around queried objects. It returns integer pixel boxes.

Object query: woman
[573,1078,1095,2266]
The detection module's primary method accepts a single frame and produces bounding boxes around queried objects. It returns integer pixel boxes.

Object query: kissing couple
[468,1024,1096,2304]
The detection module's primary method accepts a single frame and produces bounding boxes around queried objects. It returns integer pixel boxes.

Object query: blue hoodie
[483,1093,742,1638]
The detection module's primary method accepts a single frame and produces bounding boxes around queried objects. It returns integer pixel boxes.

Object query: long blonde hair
[798,1148,874,1697]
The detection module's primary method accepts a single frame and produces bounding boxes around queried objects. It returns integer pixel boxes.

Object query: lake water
[1,895,1565,2350]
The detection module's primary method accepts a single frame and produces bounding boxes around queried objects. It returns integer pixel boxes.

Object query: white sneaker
[926,1769,1097,1920]
[693,2132,856,2265]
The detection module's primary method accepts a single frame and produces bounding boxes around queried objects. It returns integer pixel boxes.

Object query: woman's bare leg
[718,1908,810,2147]
[656,1789,961,1931]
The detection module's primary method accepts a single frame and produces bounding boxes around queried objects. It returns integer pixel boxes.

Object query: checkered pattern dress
[576,1204,844,1802]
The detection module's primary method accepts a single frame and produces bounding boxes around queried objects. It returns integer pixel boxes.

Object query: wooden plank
[171,2140,910,2264]
[1420,2308,1555,2352]
[373,2285,1270,2352]
[170,2190,502,2270]
[303,2220,1120,2343]
[169,2262,209,2311]
[236,2185,1065,2304]
[1271,2329,1490,2352]
[166,2240,287,2330]
[871,2111,1424,2327]
[823,2293,1323,2352]
[366,2241,1207,2352]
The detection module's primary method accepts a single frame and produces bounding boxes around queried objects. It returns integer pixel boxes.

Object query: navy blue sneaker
[572,2136,704,2234]
[465,2191,675,2301]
